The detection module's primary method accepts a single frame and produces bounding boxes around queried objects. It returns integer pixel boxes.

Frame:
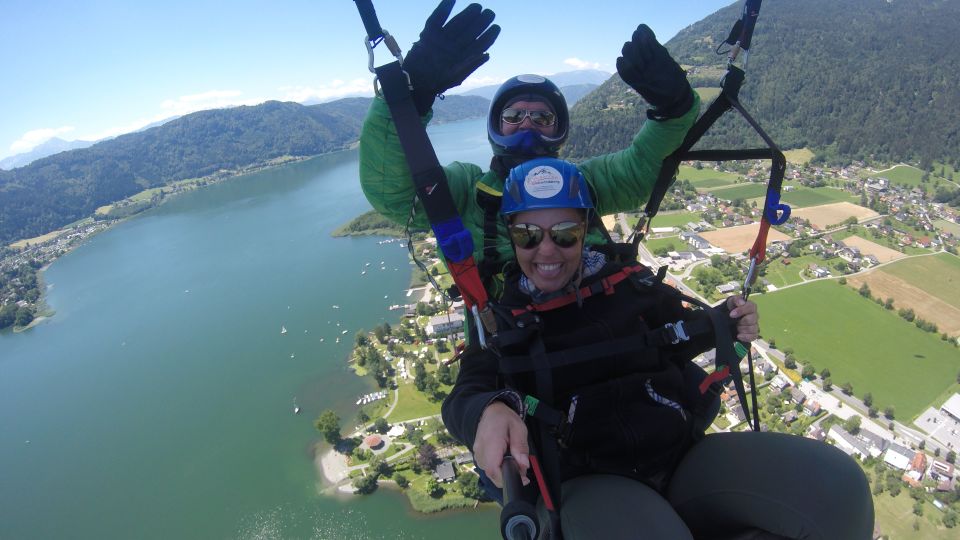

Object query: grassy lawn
[405,474,475,513]
[643,236,684,254]
[708,183,769,201]
[783,148,815,165]
[934,219,960,236]
[873,489,956,539]
[650,210,702,229]
[781,186,858,208]
[388,380,441,422]
[759,255,822,288]
[752,280,960,421]
[867,164,925,187]
[678,165,741,188]
[879,253,960,309]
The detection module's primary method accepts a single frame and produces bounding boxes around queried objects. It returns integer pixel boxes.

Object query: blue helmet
[487,74,569,157]
[501,158,593,217]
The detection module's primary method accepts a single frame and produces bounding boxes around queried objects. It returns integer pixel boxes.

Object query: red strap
[528,454,556,512]
[699,366,730,395]
[446,256,489,311]
[511,264,643,316]
[748,218,771,264]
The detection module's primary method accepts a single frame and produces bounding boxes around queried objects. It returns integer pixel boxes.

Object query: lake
[0,117,502,539]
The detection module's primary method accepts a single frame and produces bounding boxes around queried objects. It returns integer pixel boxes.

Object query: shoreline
[3,150,361,328]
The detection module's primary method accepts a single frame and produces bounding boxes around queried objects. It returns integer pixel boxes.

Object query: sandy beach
[316,446,350,485]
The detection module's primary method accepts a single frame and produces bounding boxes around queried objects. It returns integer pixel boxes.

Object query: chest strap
[511,263,654,316]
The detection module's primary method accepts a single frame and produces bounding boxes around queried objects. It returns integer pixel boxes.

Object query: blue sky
[0,0,735,160]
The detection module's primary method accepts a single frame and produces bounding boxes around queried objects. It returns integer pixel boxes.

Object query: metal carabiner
[741,256,759,299]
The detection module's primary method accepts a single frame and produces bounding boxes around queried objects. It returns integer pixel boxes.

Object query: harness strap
[511,264,647,316]
[476,184,504,287]
[497,317,713,375]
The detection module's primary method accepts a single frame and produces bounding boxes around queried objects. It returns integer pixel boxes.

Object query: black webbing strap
[527,336,563,539]
[477,187,503,285]
[376,61,462,229]
[497,317,713,375]
[353,0,385,44]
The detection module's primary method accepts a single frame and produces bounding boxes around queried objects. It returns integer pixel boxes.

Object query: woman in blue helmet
[441,157,875,540]
[359,0,698,295]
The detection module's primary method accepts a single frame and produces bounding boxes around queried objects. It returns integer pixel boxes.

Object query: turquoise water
[0,118,501,538]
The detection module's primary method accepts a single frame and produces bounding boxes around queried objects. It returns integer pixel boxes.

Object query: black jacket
[441,261,727,479]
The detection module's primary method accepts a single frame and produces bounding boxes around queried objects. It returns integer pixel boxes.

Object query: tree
[14,306,34,327]
[393,472,410,489]
[355,331,369,347]
[427,477,445,498]
[417,442,439,470]
[784,354,797,369]
[437,362,453,385]
[841,382,854,395]
[373,417,389,434]
[801,364,815,380]
[884,406,896,420]
[353,472,379,494]
[863,393,873,407]
[913,500,924,517]
[314,409,341,444]
[948,450,957,464]
[369,454,391,478]
[457,472,485,500]
[820,368,831,379]
[823,378,833,391]
[843,415,862,435]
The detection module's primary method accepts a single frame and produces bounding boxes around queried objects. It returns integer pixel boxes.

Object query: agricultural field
[677,165,740,188]
[708,182,768,201]
[752,280,960,421]
[699,223,791,254]
[790,202,879,229]
[841,235,909,263]
[780,186,858,208]
[872,489,957,539]
[854,253,960,330]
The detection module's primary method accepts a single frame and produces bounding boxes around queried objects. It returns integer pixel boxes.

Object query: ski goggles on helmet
[508,221,585,249]
[500,107,557,127]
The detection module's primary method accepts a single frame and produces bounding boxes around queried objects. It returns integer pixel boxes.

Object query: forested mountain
[0,95,488,244]
[565,0,960,169]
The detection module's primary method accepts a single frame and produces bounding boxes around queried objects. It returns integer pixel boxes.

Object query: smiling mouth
[535,262,562,275]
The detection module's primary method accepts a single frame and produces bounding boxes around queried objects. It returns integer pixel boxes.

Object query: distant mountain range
[565,0,960,169]
[0,138,94,170]
[459,69,610,103]
[0,96,488,244]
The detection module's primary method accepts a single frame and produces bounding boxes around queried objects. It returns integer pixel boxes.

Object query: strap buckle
[664,321,689,345]
[471,304,488,350]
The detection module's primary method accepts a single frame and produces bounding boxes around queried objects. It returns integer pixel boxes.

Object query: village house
[930,460,956,491]
[807,425,826,442]
[855,429,889,458]
[434,460,456,483]
[902,451,929,487]
[680,232,712,250]
[883,443,915,470]
[828,426,871,460]
[425,312,465,337]
[802,400,821,417]
[789,387,807,405]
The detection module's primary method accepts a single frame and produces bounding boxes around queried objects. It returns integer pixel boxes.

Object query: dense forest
[565,0,960,169]
[0,95,488,245]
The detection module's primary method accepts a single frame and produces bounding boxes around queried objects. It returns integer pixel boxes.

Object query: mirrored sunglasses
[500,107,557,127]
[508,221,585,249]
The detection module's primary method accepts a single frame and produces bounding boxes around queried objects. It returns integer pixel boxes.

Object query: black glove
[616,24,694,120]
[404,0,500,116]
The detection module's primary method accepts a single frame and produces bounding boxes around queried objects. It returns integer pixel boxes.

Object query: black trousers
[546,432,874,540]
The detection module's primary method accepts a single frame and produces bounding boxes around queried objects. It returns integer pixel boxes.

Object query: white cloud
[10,126,76,153]
[278,78,373,103]
[563,57,601,70]
[160,90,264,116]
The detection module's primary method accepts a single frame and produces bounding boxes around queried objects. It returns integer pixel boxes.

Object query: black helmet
[487,74,569,157]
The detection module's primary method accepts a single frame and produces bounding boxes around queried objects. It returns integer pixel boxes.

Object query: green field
[388,379,441,422]
[677,165,740,188]
[753,280,960,420]
[643,236,684,254]
[650,211,701,228]
[709,183,768,201]
[880,253,960,309]
[868,164,925,187]
[780,186,858,208]
[935,219,960,236]
[759,255,821,288]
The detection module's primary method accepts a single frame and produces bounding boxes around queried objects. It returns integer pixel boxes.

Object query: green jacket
[358,95,700,281]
